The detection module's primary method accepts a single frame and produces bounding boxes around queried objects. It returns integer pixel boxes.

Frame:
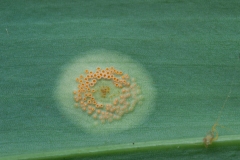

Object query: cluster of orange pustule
[73,67,142,123]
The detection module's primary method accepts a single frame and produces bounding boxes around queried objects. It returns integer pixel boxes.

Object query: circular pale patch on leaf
[54,49,156,134]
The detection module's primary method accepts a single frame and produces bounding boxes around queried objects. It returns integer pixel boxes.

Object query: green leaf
[1,0,239,159]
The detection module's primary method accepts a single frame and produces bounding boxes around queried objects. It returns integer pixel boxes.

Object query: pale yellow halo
[54,49,156,134]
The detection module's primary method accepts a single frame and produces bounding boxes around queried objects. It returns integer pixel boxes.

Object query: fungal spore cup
[55,49,156,134]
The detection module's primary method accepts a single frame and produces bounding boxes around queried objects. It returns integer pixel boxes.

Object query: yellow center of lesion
[90,79,121,103]
[100,86,110,98]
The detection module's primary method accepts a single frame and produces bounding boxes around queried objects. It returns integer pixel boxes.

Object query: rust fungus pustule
[73,67,142,123]
[55,50,156,133]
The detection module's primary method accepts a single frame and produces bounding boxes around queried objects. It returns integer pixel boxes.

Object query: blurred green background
[0,0,239,159]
